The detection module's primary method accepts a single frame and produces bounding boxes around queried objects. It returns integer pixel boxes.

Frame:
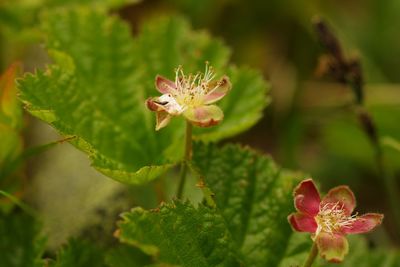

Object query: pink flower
[288,178,383,263]
[146,63,231,130]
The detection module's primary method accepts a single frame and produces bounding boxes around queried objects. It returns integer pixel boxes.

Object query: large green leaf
[17,8,268,184]
[118,144,302,266]
[117,201,242,267]
[191,143,303,267]
[0,213,46,267]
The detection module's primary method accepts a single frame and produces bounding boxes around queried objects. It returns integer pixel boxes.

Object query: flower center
[172,63,218,108]
[315,202,357,236]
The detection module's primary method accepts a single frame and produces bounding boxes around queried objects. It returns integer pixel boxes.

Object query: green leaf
[51,239,107,267]
[194,67,270,141]
[18,8,269,184]
[0,213,46,267]
[0,0,136,61]
[117,201,242,267]
[18,8,180,185]
[191,142,303,267]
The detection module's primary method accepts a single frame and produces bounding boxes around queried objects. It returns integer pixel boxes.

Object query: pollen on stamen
[316,201,358,236]
[170,63,222,107]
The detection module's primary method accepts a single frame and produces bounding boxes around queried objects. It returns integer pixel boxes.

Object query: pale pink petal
[316,232,349,263]
[293,179,321,216]
[288,212,318,233]
[155,111,171,131]
[146,97,165,112]
[342,213,383,234]
[146,95,183,116]
[203,76,231,104]
[321,185,356,216]
[155,75,177,94]
[183,105,223,127]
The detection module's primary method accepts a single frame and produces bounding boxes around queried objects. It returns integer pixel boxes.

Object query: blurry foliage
[0,63,24,212]
[0,212,45,267]
[0,0,136,70]
[49,239,107,267]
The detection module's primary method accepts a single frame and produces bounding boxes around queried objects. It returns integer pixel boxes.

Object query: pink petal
[155,75,177,94]
[321,185,356,216]
[288,212,318,233]
[342,213,383,234]
[316,232,349,263]
[183,105,223,127]
[146,97,165,112]
[293,179,321,216]
[155,111,171,131]
[203,76,231,104]
[146,95,183,115]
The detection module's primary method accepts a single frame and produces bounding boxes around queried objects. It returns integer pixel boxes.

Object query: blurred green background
[1,0,399,256]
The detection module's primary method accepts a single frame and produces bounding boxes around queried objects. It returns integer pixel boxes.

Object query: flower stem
[196,178,216,208]
[303,242,318,267]
[177,121,192,199]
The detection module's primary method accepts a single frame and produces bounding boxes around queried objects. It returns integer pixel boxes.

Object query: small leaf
[117,201,242,267]
[191,142,303,267]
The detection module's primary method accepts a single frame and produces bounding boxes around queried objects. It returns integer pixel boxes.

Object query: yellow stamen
[172,63,218,108]
[315,202,358,236]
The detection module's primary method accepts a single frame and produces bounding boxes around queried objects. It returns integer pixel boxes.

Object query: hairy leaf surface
[117,201,242,267]
[18,8,268,184]
[191,143,303,266]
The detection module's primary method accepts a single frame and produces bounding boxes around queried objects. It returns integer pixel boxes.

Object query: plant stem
[303,242,318,267]
[177,121,192,199]
[356,106,400,239]
[196,178,216,208]
[0,190,39,218]
[154,177,166,203]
